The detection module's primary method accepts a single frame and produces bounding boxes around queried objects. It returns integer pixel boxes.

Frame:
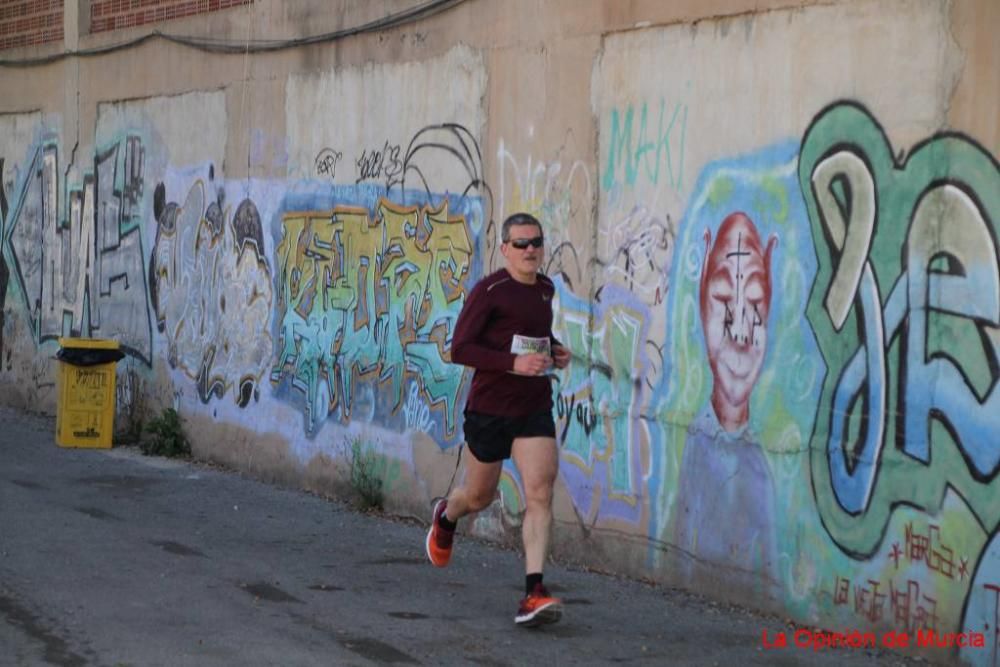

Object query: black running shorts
[463,410,556,463]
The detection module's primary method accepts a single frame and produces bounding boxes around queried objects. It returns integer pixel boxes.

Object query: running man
[425,212,571,627]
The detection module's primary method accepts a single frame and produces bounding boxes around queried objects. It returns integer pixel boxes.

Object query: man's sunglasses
[508,236,544,249]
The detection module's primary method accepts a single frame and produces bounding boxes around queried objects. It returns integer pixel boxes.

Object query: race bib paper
[511,334,551,356]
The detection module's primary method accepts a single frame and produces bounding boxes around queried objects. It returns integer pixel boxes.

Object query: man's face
[700,213,774,415]
[501,223,545,277]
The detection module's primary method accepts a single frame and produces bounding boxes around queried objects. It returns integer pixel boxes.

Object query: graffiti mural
[3,136,153,363]
[801,101,1000,658]
[552,278,652,527]
[273,122,490,441]
[655,140,820,603]
[803,102,1000,546]
[271,195,474,438]
[672,211,779,583]
[149,170,274,407]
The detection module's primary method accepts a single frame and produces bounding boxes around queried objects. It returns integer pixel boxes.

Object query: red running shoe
[425,498,454,567]
[515,583,563,627]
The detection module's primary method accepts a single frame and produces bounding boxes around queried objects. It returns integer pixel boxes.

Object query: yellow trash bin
[55,338,124,449]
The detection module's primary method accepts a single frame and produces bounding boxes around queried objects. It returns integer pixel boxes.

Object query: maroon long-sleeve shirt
[450,269,560,417]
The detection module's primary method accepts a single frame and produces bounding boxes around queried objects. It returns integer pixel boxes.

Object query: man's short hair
[501,212,542,243]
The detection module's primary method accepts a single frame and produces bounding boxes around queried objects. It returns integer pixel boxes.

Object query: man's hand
[552,345,571,370]
[512,353,553,376]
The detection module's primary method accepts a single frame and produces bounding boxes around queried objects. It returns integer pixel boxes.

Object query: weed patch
[344,436,391,510]
[142,408,191,458]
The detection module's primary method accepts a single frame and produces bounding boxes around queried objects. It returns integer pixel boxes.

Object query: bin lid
[57,337,121,350]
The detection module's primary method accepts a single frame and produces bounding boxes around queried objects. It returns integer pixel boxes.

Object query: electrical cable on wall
[0,0,467,67]
[239,0,255,195]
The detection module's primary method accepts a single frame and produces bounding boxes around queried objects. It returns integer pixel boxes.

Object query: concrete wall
[1,0,998,660]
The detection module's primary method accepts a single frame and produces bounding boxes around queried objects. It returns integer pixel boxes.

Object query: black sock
[438,511,457,532]
[526,572,543,594]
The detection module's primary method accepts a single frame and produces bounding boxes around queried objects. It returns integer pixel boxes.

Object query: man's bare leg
[511,436,558,574]
[445,450,503,520]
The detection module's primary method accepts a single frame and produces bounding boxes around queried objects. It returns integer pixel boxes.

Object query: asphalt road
[0,406,927,666]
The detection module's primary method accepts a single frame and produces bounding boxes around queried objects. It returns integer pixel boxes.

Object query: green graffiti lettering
[802,102,1000,556]
[602,99,687,193]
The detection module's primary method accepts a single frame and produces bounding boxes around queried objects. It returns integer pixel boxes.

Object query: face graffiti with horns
[699,212,778,433]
